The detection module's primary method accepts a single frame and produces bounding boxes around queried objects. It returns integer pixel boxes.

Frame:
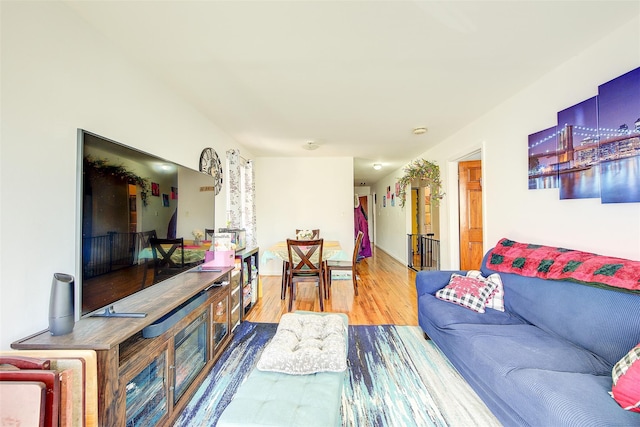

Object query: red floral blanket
[487,238,640,293]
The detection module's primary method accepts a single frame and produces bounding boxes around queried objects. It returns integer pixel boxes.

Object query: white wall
[372,169,412,264]
[0,2,251,349]
[256,157,354,275]
[375,15,640,269]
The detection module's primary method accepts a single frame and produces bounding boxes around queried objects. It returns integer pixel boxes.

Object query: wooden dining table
[262,240,346,264]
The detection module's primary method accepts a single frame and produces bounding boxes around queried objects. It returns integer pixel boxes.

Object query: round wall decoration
[199,147,223,195]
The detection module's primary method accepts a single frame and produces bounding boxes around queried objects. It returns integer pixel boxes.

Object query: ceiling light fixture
[373,163,382,170]
[302,141,319,151]
[412,127,428,135]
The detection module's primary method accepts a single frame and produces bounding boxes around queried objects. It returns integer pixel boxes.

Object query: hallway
[245,246,418,325]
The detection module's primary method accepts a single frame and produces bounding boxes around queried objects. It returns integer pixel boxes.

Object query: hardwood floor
[245,246,419,325]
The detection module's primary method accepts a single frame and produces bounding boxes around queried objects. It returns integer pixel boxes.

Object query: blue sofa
[416,246,640,426]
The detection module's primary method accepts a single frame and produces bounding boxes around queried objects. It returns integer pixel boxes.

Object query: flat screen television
[76,129,216,318]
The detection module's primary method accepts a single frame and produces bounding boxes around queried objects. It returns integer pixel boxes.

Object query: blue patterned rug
[174,322,500,426]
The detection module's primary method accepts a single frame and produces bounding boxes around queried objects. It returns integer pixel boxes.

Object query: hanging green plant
[397,158,444,208]
[84,156,151,206]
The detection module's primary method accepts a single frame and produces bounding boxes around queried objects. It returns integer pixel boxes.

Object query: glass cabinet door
[173,311,208,405]
[212,295,229,354]
[125,350,168,426]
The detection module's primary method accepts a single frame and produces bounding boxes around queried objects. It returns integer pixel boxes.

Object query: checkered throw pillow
[435,274,499,313]
[610,343,640,412]
[466,270,505,312]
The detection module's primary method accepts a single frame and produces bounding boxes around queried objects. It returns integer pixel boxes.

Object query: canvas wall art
[528,126,559,190]
[597,67,640,203]
[557,96,599,200]
[527,66,639,205]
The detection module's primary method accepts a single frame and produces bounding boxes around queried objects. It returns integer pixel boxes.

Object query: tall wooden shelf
[12,266,235,427]
[236,247,259,320]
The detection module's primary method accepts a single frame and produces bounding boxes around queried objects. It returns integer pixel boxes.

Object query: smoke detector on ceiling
[302,141,320,150]
[412,127,428,135]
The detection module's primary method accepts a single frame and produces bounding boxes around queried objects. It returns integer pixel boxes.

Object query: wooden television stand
[13,266,237,426]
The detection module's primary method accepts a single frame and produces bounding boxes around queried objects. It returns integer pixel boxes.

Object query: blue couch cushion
[418,293,526,329]
[420,329,530,426]
[481,255,640,367]
[463,324,612,376]
[507,369,640,427]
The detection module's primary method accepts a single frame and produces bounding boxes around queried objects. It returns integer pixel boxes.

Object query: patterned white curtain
[243,160,257,248]
[225,149,257,248]
[226,149,242,228]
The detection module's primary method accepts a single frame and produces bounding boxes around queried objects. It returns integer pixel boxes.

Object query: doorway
[360,194,371,243]
[458,159,483,270]
[409,183,440,269]
[358,196,369,222]
[355,194,373,245]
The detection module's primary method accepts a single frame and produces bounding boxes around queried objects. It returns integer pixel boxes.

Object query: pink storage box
[204,250,235,267]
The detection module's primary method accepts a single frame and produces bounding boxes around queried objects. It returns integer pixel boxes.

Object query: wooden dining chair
[285,238,325,312]
[281,229,321,299]
[324,231,364,298]
[149,237,187,284]
[139,230,158,248]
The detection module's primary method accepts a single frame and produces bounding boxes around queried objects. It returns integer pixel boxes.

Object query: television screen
[77,129,216,317]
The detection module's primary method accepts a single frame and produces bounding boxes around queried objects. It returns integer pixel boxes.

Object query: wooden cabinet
[12,267,234,427]
[236,247,259,321]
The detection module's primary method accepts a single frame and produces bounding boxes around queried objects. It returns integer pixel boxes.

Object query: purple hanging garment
[354,206,372,258]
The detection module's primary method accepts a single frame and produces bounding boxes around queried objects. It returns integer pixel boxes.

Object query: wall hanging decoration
[397,158,444,208]
[598,67,640,203]
[557,96,600,200]
[528,126,559,190]
[199,147,223,196]
[527,66,640,204]
[84,156,150,206]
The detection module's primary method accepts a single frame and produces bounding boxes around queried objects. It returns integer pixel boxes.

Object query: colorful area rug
[174,322,500,427]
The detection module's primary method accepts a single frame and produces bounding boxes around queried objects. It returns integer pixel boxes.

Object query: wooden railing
[407,234,440,271]
[82,232,138,278]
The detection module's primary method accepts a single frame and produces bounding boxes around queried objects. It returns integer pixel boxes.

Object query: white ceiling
[63,0,638,186]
